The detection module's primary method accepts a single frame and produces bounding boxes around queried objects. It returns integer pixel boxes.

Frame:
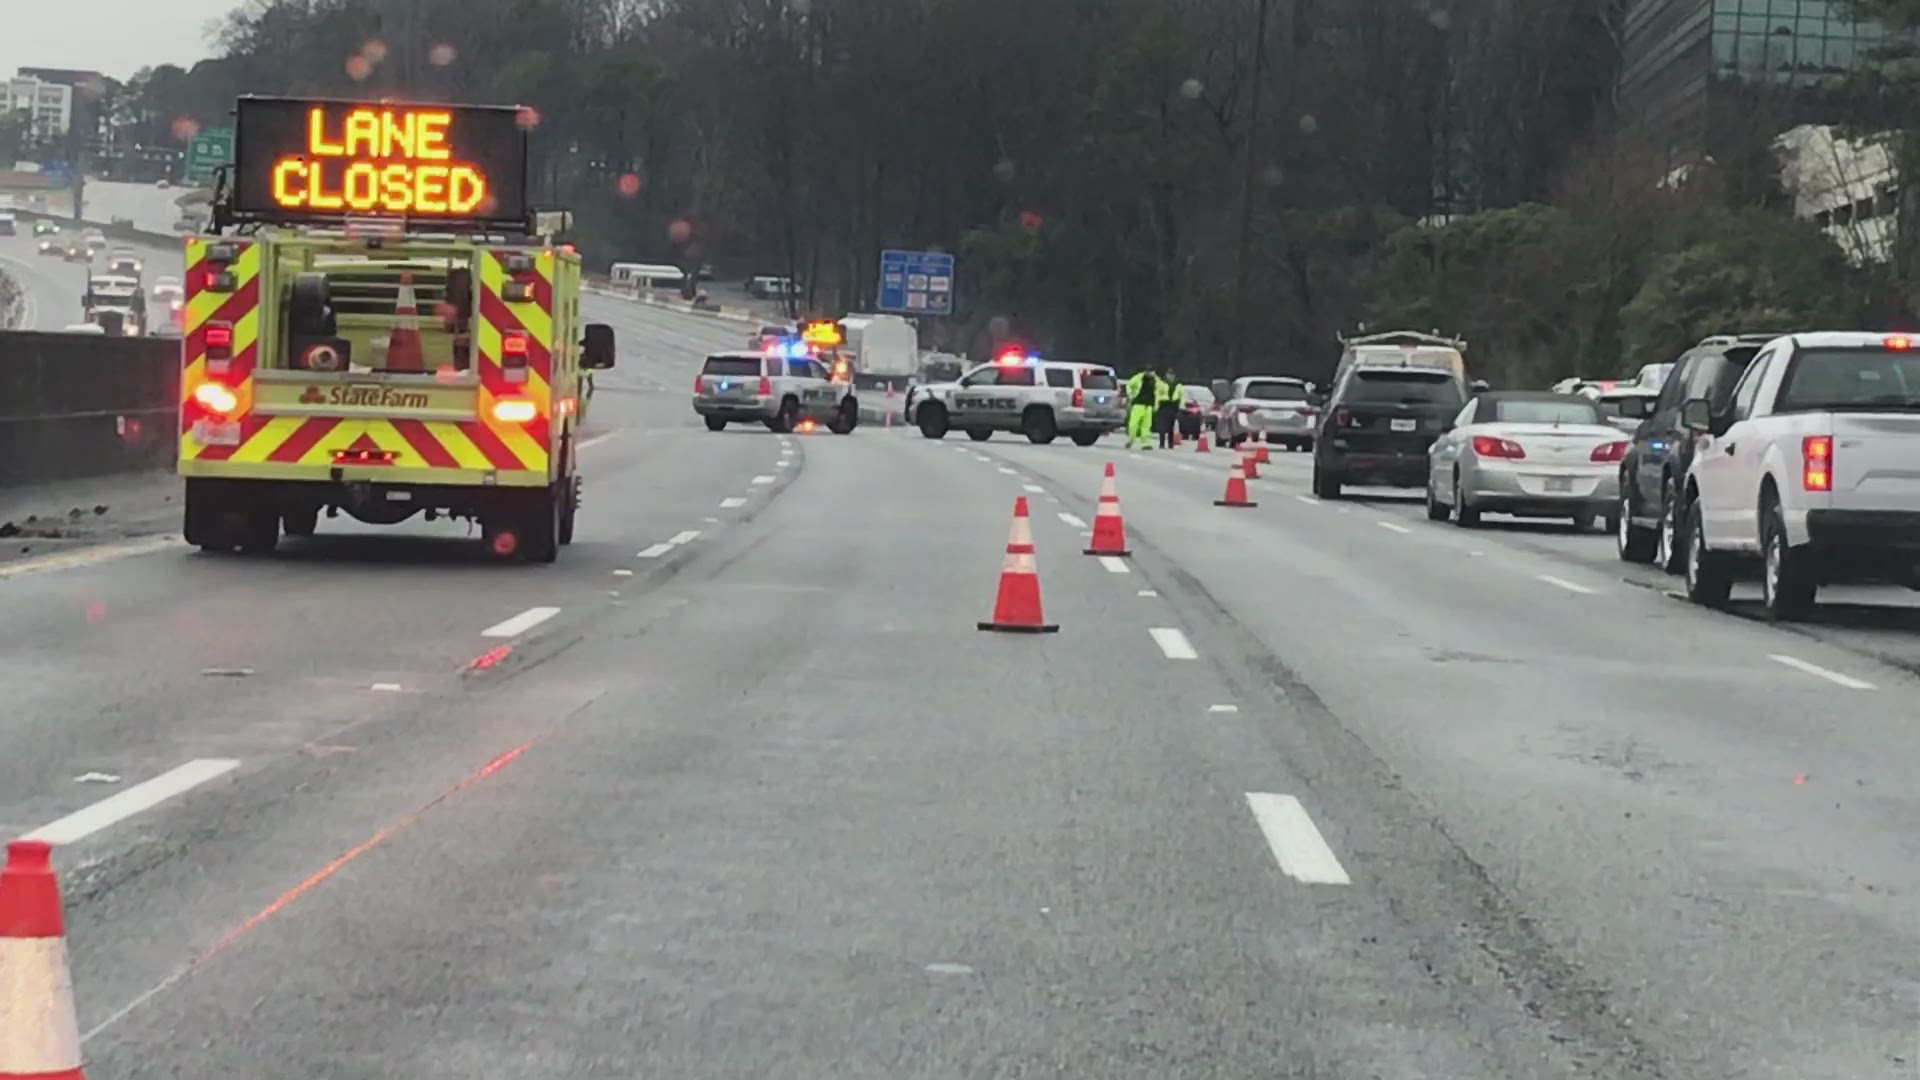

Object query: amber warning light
[230,96,530,223]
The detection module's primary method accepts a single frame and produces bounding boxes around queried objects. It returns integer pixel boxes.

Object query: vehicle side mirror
[581,323,616,369]
[1469,379,1490,394]
[1679,397,1712,433]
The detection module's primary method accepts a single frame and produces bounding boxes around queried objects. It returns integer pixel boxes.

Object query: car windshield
[1779,346,1920,411]
[1244,380,1308,401]
[702,356,763,377]
[1492,399,1602,424]
[1344,370,1463,406]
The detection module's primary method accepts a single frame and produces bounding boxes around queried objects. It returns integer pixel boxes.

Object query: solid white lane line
[1295,495,1320,506]
[1536,574,1598,595]
[1769,653,1876,690]
[751,475,775,485]
[1023,484,1046,493]
[636,543,675,558]
[720,497,747,509]
[1057,512,1088,529]
[1245,793,1351,885]
[1208,704,1240,714]
[1376,521,1412,534]
[669,530,701,545]
[1149,627,1198,660]
[480,606,562,638]
[1098,556,1131,574]
[0,536,184,580]
[22,759,242,846]
[576,431,620,450]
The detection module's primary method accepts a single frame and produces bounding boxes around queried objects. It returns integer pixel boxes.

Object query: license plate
[1390,418,1417,432]
[1544,477,1573,492]
[192,420,241,447]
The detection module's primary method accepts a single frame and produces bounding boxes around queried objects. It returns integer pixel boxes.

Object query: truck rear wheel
[522,486,561,563]
[238,510,279,555]
[282,505,319,538]
[559,475,580,546]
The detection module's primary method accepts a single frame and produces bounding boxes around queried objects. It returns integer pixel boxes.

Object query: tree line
[110,0,1911,386]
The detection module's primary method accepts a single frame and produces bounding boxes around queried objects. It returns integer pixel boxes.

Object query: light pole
[1228,0,1272,376]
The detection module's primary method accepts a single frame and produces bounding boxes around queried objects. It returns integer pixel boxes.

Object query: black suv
[1310,361,1469,499]
[1615,334,1774,571]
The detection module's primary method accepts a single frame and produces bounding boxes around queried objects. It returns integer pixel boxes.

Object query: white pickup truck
[1680,332,1920,619]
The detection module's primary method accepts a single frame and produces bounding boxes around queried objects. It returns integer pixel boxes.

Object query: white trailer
[838,313,919,388]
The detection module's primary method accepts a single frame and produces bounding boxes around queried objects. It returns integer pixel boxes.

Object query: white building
[6,76,73,144]
[1774,123,1898,265]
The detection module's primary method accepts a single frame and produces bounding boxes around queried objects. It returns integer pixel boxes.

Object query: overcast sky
[1,0,228,83]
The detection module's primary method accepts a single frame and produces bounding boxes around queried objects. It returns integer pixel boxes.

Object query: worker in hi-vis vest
[1156,369,1183,449]
[1124,368,1161,450]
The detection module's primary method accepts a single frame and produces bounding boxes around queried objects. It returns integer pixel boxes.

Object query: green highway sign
[185,128,233,186]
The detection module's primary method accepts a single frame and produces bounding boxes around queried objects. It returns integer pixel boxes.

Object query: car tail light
[1331,406,1350,428]
[1590,440,1628,463]
[1472,434,1526,459]
[500,330,530,384]
[758,375,772,396]
[193,382,238,415]
[1072,387,1084,408]
[491,398,537,424]
[694,373,703,393]
[1803,435,1833,491]
[204,321,234,373]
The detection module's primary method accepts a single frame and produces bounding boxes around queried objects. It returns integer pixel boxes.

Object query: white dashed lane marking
[370,683,404,692]
[1376,521,1412,535]
[997,468,1018,476]
[1769,653,1875,690]
[1245,793,1351,886]
[1536,574,1598,595]
[669,530,701,545]
[576,431,620,450]
[1138,589,1158,597]
[481,606,562,638]
[1098,556,1130,574]
[1057,512,1088,529]
[1149,627,1197,660]
[612,569,634,577]
[636,543,675,558]
[775,460,790,469]
[22,759,242,846]
[1208,704,1240,714]
[1023,484,1046,494]
[720,497,747,509]
[1295,495,1320,506]
[751,475,775,485]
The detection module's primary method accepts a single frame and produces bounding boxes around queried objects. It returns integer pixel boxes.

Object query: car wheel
[918,403,949,439]
[1425,476,1449,521]
[1654,477,1684,575]
[1617,488,1656,563]
[966,428,993,442]
[1683,501,1731,606]
[1453,472,1479,528]
[770,398,799,434]
[1022,408,1058,445]
[704,416,727,432]
[1311,464,1342,500]
[1070,431,1101,447]
[1761,498,1816,621]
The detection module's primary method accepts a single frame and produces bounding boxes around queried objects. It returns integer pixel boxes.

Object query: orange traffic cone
[1195,431,1210,453]
[0,841,85,1080]
[979,497,1059,634]
[385,272,425,373]
[1214,459,1258,508]
[1254,431,1271,464]
[1084,462,1131,557]
[1241,444,1261,479]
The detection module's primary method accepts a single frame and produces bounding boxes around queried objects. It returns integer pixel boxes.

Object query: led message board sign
[230,97,530,223]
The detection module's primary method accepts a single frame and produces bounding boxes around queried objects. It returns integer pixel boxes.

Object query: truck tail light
[1471,435,1526,459]
[1590,440,1628,463]
[204,321,234,374]
[1803,435,1833,491]
[758,375,772,396]
[491,398,537,424]
[193,382,238,416]
[500,331,529,383]
[1072,387,1084,408]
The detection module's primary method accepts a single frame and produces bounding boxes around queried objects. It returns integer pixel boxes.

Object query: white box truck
[838,314,918,389]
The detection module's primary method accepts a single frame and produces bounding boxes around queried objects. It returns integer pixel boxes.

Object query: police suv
[906,354,1125,445]
[693,342,860,434]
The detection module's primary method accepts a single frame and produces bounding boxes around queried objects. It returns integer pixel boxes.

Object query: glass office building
[1619,0,1882,153]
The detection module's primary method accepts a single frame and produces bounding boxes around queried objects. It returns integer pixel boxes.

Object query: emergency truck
[178,95,615,562]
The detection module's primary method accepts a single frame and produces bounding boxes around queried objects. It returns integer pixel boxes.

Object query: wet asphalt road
[4,301,1919,1078]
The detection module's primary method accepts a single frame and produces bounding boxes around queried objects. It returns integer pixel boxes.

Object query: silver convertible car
[1424,391,1628,530]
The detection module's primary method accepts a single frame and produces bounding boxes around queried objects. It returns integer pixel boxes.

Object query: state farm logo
[299,386,326,404]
